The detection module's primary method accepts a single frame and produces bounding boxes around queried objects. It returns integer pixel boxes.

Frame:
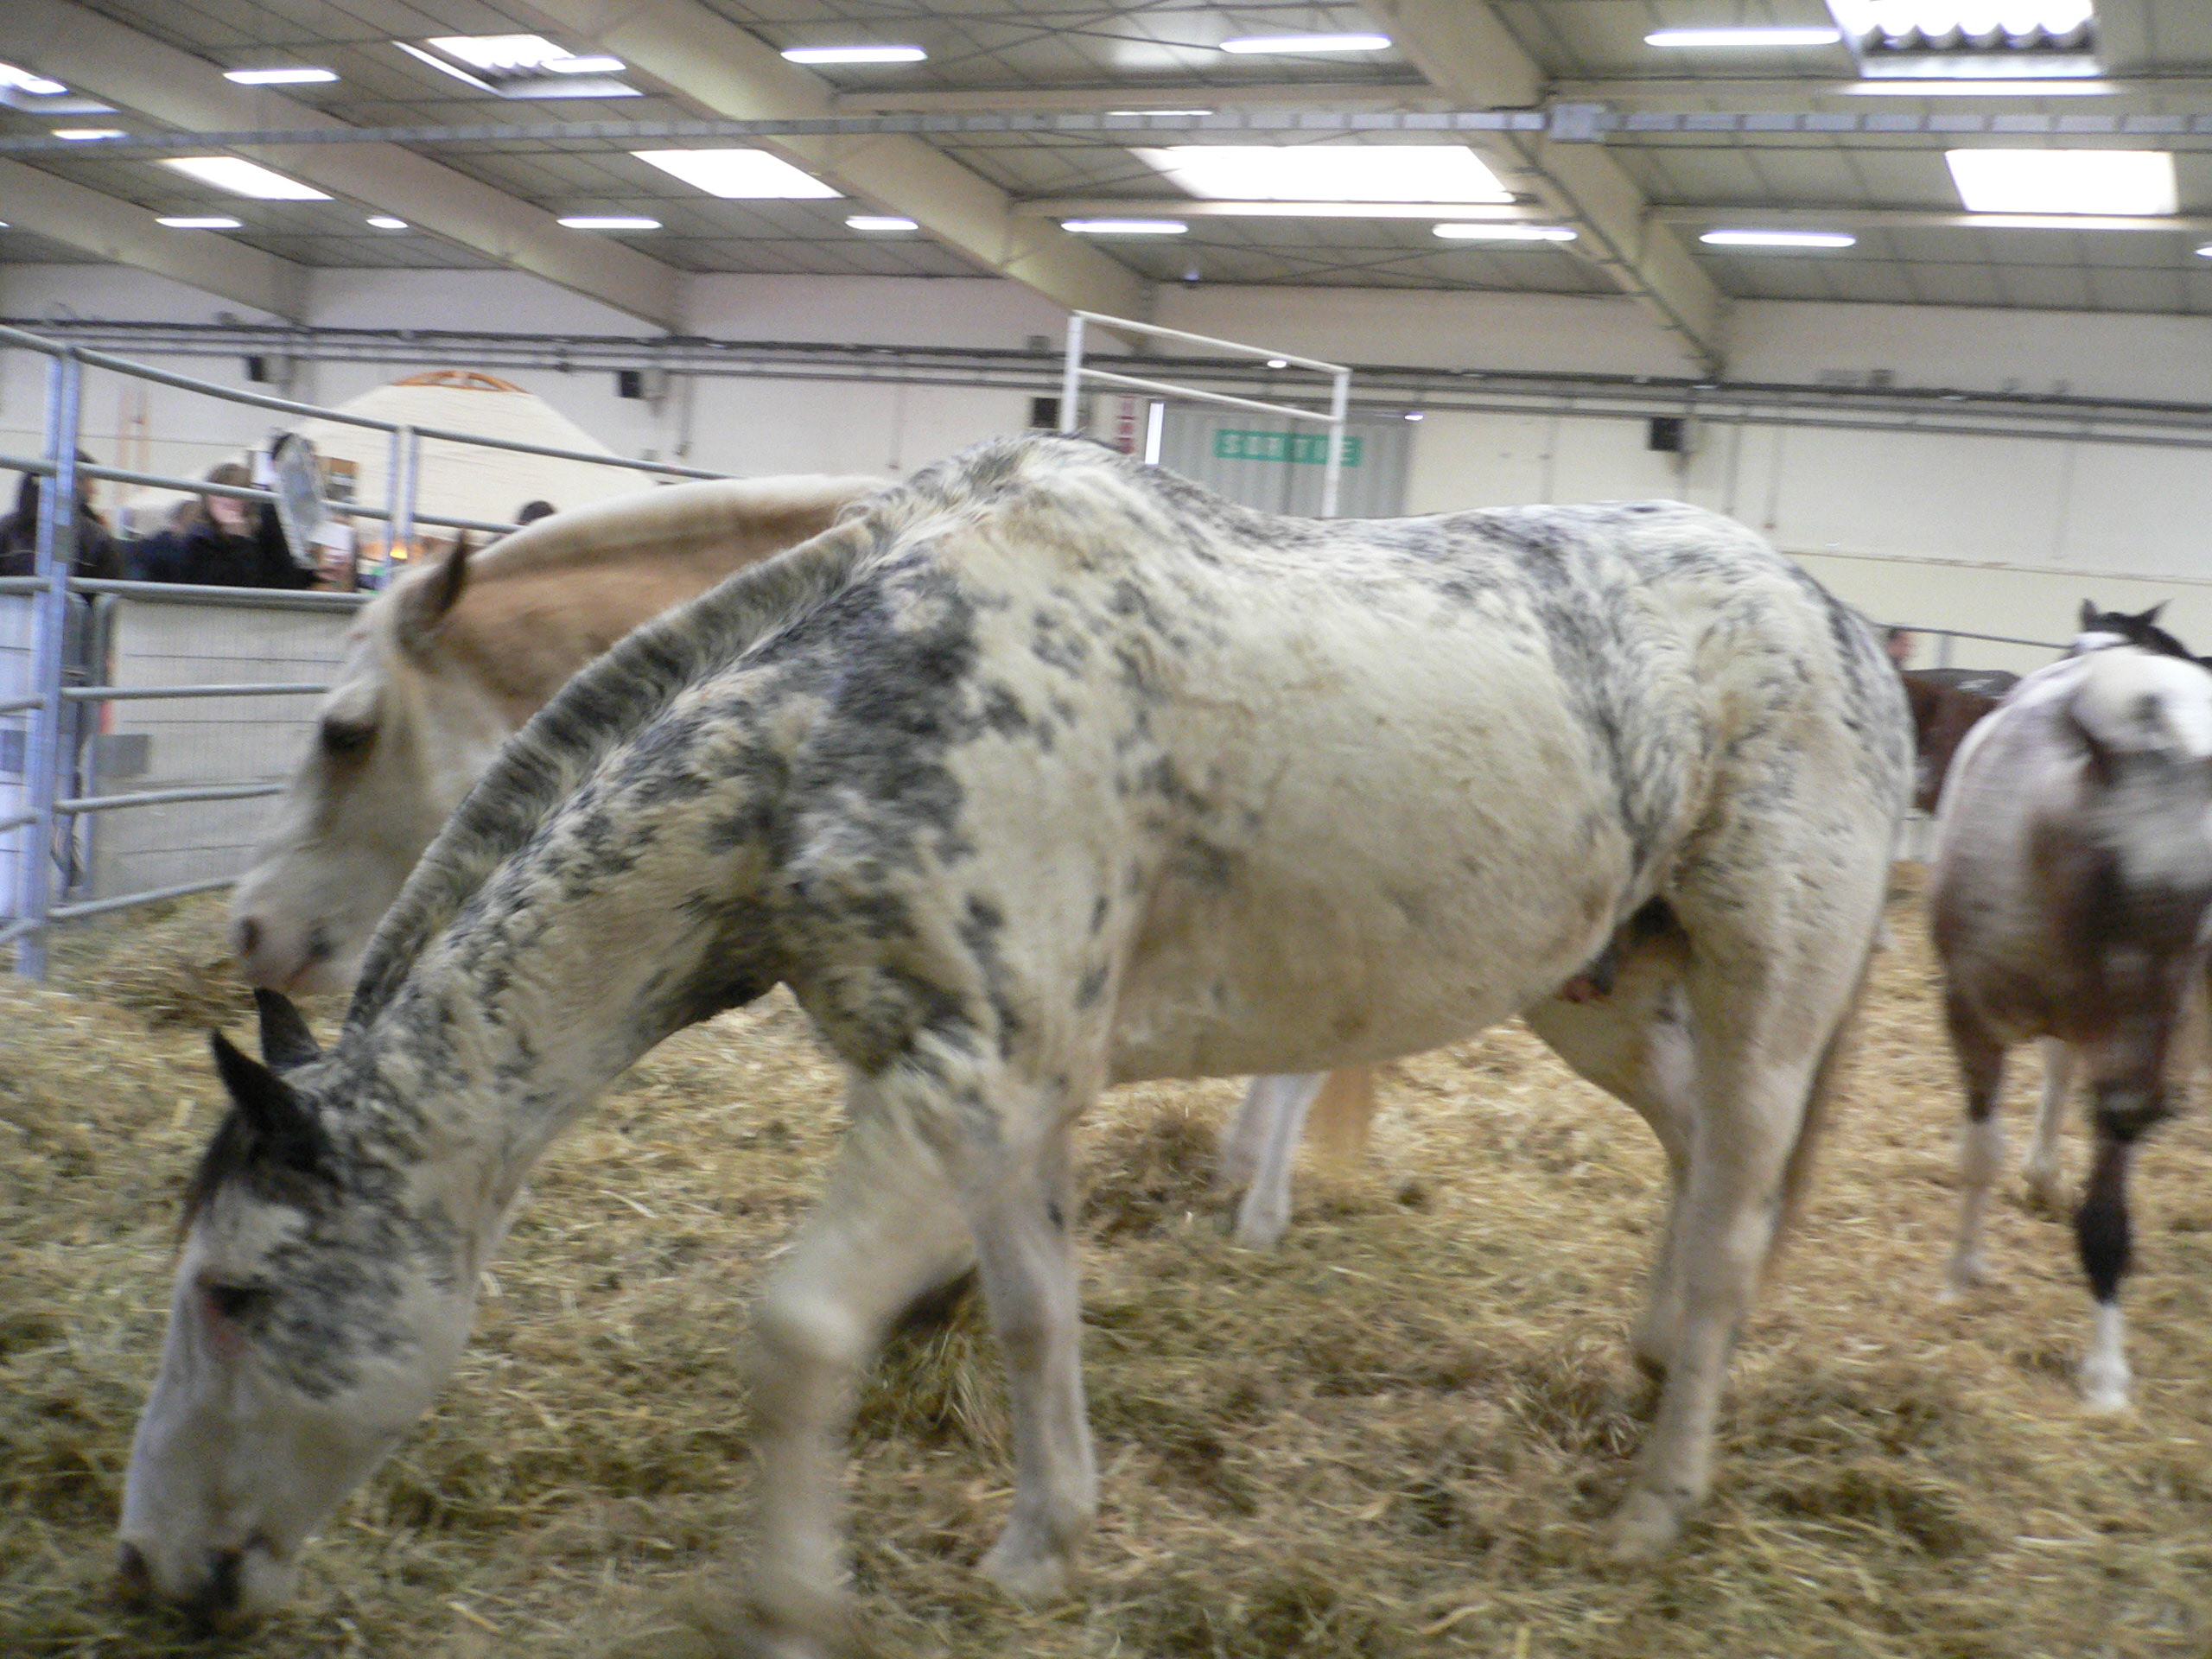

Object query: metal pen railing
[0,321,729,980]
[1058,311,1353,518]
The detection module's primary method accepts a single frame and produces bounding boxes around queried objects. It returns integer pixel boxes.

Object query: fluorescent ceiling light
[1700,228,1858,248]
[558,214,660,230]
[1646,27,1842,46]
[1403,411,1425,421]
[366,215,408,229]
[1218,34,1390,54]
[1843,77,2113,92]
[427,35,580,72]
[52,127,124,140]
[1434,222,1577,241]
[780,45,926,64]
[0,61,67,97]
[156,216,243,229]
[1945,148,2174,215]
[1107,109,1215,117]
[1134,145,1510,204]
[224,67,338,85]
[1061,219,1187,234]
[544,55,624,73]
[1265,358,1287,368]
[632,149,840,199]
[846,214,918,231]
[162,156,330,200]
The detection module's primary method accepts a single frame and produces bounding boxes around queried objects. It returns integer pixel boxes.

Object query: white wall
[5,262,2212,658]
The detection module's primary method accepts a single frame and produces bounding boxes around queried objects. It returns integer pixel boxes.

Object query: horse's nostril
[235,917,263,960]
[115,1541,152,1599]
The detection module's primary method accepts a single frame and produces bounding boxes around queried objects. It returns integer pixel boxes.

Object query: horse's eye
[321,719,374,757]
[203,1282,271,1324]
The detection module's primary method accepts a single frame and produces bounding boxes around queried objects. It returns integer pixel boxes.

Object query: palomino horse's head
[118,992,478,1627]
[230,542,511,995]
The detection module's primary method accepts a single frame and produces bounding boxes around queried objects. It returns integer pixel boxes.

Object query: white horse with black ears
[1935,607,2212,1412]
[118,435,1909,1646]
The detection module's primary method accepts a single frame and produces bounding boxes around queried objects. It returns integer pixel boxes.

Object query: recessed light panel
[1700,229,1858,248]
[1647,28,1842,46]
[224,67,338,85]
[1944,148,2174,215]
[1061,219,1188,235]
[1134,146,1510,204]
[781,45,926,64]
[632,149,840,199]
[162,156,330,200]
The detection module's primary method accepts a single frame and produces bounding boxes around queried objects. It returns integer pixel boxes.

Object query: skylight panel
[428,35,579,72]
[403,36,632,96]
[1132,146,1511,204]
[161,156,331,200]
[632,149,840,200]
[1944,148,2173,215]
[1828,1,2099,77]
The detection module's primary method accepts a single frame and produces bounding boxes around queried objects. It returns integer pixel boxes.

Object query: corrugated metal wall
[1153,405,1411,518]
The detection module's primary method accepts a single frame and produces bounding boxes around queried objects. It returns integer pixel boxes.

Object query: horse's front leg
[966,1112,1097,1600]
[746,1080,974,1656]
[1941,988,2010,1299]
[2022,1038,2075,1213]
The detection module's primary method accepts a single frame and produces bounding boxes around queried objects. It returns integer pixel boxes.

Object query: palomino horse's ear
[252,987,321,1072]
[208,1028,327,1176]
[392,535,474,653]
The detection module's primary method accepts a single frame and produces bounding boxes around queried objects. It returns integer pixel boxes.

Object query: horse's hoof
[2079,1369,2133,1415]
[1605,1488,1683,1563]
[2022,1170,2067,1217]
[979,1528,1076,1605]
[1229,1201,1291,1250]
[1939,1255,1989,1301]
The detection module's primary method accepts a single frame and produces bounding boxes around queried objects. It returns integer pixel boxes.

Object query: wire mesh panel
[85,594,358,899]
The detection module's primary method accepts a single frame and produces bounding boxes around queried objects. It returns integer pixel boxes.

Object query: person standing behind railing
[0,457,122,579]
[130,462,313,589]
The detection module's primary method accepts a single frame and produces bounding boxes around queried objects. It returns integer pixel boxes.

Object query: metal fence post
[1321,369,1349,519]
[1058,315,1085,435]
[13,350,83,979]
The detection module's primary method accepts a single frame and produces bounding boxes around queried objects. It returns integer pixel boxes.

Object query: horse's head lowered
[118,992,480,1628]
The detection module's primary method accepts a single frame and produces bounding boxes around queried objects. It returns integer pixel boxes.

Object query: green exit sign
[1212,429,1363,467]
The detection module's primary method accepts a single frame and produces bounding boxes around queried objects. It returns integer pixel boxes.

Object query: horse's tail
[1767,938,1877,1278]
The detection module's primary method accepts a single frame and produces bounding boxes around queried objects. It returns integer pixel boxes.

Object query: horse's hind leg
[746,1077,978,1649]
[2075,1126,2138,1412]
[2022,1038,2075,1213]
[1525,938,1695,1381]
[1941,990,2011,1298]
[1609,885,1877,1560]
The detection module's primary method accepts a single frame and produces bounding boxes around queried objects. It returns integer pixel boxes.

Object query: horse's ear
[2080,600,2100,630]
[2139,602,2168,626]
[209,1029,326,1176]
[392,535,473,653]
[252,988,321,1072]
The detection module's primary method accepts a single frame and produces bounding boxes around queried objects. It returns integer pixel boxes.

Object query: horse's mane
[343,510,883,1027]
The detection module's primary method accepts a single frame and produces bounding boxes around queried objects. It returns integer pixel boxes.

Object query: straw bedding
[3,885,2209,1657]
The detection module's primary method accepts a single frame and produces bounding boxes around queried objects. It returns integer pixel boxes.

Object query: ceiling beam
[0,0,683,330]
[1010,200,1556,220]
[516,0,1147,321]
[1651,203,2212,234]
[832,82,1444,115]
[0,157,307,318]
[1550,74,2212,106]
[1366,0,1728,373]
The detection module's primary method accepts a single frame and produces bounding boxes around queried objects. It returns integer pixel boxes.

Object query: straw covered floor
[3,883,2209,1657]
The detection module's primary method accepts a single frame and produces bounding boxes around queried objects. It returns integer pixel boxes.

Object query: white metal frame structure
[1058,311,1353,518]
[0,321,728,981]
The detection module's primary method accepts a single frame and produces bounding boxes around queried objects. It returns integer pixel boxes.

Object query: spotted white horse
[1935,619,2212,1411]
[120,435,1910,1645]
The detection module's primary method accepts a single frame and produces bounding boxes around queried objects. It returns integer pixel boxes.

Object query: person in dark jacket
[0,459,123,579]
[130,462,313,589]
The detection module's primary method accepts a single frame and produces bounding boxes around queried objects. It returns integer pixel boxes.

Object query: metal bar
[46,875,237,924]
[1071,311,1347,376]
[0,917,37,950]
[0,696,39,715]
[400,423,721,480]
[1058,313,1085,435]
[1321,370,1350,519]
[48,579,370,612]
[64,682,328,702]
[391,424,417,571]
[0,327,404,430]
[0,811,34,835]
[57,782,283,815]
[1077,367,1336,423]
[0,454,280,505]
[13,349,80,980]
